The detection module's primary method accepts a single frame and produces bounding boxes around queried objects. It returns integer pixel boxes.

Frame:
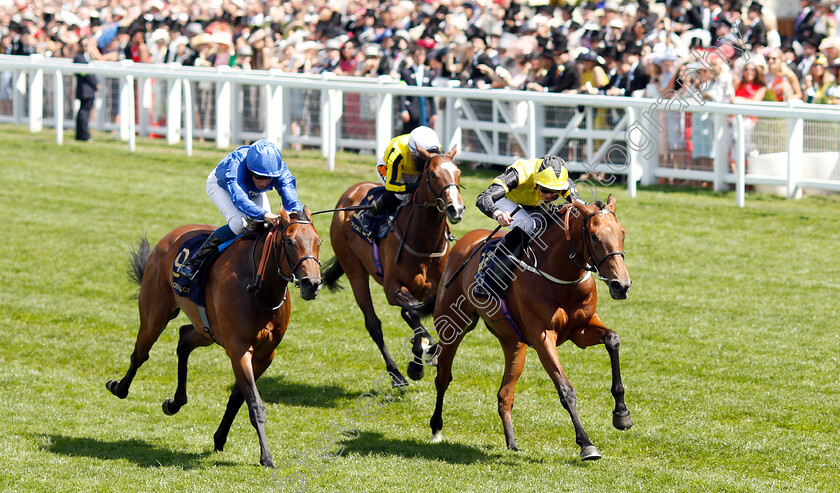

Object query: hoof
[261,457,275,468]
[507,444,519,452]
[391,372,408,389]
[106,379,127,399]
[580,445,602,461]
[430,430,442,443]
[406,361,425,381]
[162,398,180,416]
[213,431,226,452]
[613,410,634,430]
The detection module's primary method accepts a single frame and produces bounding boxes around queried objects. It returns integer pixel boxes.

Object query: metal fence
[2,53,839,206]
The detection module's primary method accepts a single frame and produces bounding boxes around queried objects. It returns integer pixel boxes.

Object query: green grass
[1,124,839,492]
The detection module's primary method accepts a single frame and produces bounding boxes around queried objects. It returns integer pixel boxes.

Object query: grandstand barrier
[1,53,839,206]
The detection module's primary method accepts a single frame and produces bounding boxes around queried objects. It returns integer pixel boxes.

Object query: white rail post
[13,69,25,125]
[138,76,151,136]
[215,66,232,148]
[735,115,745,207]
[166,70,182,145]
[445,80,461,152]
[231,81,243,145]
[182,79,193,156]
[712,112,731,192]
[118,60,133,141]
[126,73,136,152]
[28,54,43,133]
[266,70,285,147]
[625,107,639,198]
[527,101,537,157]
[375,76,394,158]
[54,70,64,145]
[786,102,804,199]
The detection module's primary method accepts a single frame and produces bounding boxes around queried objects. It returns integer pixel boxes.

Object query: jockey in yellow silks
[473,155,576,300]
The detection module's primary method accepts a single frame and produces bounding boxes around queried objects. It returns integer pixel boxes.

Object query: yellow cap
[533,158,569,191]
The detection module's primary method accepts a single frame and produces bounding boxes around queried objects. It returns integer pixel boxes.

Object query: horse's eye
[430,172,437,179]
[285,239,294,246]
[590,233,598,241]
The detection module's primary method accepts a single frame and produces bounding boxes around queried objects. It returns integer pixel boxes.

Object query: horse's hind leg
[106,285,178,399]
[430,314,477,443]
[346,266,407,388]
[569,316,633,430]
[162,325,214,415]
[533,334,600,461]
[498,339,527,451]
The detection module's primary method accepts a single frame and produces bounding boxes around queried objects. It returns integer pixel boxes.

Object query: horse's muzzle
[608,279,631,300]
[446,203,464,224]
[299,277,322,300]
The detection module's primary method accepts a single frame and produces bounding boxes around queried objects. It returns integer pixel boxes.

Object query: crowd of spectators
[2,0,840,157]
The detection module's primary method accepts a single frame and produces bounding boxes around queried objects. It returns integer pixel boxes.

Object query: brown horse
[321,147,464,387]
[106,208,321,468]
[429,195,632,460]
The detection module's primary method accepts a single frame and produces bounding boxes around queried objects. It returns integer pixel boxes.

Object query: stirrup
[176,263,199,281]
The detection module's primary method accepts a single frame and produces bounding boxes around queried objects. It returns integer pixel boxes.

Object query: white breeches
[206,171,271,234]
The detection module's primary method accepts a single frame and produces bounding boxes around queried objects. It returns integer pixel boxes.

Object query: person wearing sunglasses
[472,155,576,300]
[175,139,303,281]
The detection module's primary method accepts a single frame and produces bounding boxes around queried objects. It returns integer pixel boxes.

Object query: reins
[247,218,319,309]
[393,153,459,264]
[562,205,625,282]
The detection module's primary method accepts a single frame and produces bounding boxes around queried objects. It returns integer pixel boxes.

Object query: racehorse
[321,147,465,387]
[106,208,321,468]
[429,195,632,460]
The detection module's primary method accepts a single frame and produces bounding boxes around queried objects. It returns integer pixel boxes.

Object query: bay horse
[321,147,464,387]
[106,208,321,468]
[429,195,632,460]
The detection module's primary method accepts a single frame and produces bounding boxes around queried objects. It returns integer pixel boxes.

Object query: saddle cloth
[172,233,239,307]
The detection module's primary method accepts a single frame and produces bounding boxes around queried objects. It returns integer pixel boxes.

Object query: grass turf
[0,125,838,492]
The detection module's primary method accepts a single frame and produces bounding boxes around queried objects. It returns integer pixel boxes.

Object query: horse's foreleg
[227,342,273,468]
[498,340,527,451]
[569,317,633,431]
[214,352,273,452]
[347,270,407,388]
[430,313,477,443]
[162,325,214,415]
[533,336,600,461]
[106,304,178,399]
[401,307,435,381]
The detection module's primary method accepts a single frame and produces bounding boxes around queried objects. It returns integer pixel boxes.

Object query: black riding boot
[360,191,400,236]
[176,230,227,281]
[473,228,525,300]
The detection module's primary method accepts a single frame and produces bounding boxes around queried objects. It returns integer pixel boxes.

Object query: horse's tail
[320,256,345,291]
[128,236,152,287]
[416,294,437,320]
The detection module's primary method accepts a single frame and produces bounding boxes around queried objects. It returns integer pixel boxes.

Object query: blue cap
[245,140,283,177]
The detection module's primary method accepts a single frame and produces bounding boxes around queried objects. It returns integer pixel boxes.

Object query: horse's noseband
[275,219,320,287]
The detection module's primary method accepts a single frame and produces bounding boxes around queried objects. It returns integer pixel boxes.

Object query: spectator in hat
[320,38,342,73]
[824,62,840,104]
[72,35,100,142]
[606,46,650,97]
[398,45,438,134]
[821,37,840,66]
[779,40,803,81]
[465,33,496,88]
[745,2,767,51]
[127,27,151,63]
[803,54,835,104]
[813,3,837,40]
[794,0,817,43]
[797,36,822,82]
[576,49,608,94]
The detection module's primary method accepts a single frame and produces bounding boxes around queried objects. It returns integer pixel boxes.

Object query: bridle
[415,154,461,213]
[248,218,320,306]
[562,205,625,282]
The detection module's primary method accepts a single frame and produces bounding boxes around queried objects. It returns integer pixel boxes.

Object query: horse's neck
[399,200,446,250]
[535,208,586,278]
[253,232,289,304]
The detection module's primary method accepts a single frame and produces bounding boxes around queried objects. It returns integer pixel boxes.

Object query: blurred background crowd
[2,0,840,161]
[3,0,840,104]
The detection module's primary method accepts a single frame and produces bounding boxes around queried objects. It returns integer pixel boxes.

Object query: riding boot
[473,228,525,301]
[176,225,234,281]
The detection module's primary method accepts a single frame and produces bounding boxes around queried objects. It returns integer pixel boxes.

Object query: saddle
[350,186,399,245]
[172,233,240,307]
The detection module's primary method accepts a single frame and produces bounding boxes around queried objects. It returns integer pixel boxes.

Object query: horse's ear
[302,205,313,221]
[606,194,616,212]
[447,145,458,159]
[417,146,432,163]
[278,208,291,226]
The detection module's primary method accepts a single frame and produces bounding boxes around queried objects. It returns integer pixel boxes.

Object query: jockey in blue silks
[176,139,303,281]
